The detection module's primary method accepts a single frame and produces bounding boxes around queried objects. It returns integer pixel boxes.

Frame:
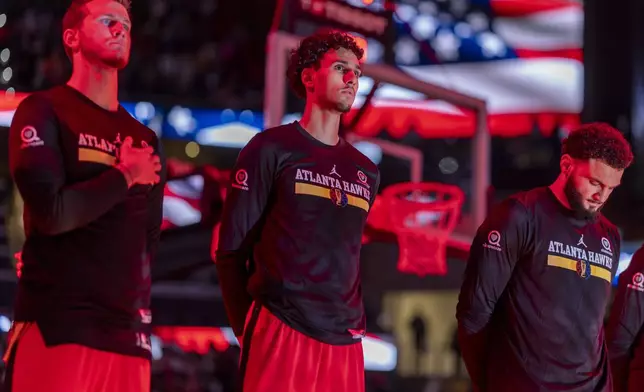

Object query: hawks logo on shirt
[576,259,591,280]
[329,188,348,207]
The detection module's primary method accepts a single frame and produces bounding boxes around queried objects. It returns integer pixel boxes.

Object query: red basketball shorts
[2,323,150,392]
[239,303,365,392]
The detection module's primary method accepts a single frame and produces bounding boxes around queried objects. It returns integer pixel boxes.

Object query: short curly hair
[62,0,132,60]
[287,30,364,98]
[562,122,634,169]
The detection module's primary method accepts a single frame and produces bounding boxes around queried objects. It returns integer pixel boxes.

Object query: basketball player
[606,244,644,391]
[215,31,380,391]
[2,1,165,391]
[456,123,633,392]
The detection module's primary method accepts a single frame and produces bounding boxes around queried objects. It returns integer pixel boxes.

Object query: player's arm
[215,133,276,337]
[9,94,130,236]
[455,199,530,391]
[146,139,167,264]
[606,245,644,391]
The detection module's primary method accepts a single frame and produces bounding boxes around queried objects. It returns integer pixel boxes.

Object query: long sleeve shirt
[456,187,620,392]
[9,86,166,359]
[215,122,380,344]
[606,246,644,392]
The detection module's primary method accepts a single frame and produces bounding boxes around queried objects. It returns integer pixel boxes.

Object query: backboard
[264,30,490,251]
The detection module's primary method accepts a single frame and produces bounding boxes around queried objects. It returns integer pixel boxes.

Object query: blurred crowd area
[2,0,272,109]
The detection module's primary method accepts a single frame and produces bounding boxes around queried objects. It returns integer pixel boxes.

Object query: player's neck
[549,175,572,210]
[299,103,341,146]
[67,60,119,112]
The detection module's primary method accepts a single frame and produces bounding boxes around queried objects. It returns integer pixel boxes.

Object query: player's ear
[301,68,315,91]
[63,28,80,53]
[560,154,573,176]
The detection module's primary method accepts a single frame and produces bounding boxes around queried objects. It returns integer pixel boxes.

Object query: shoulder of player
[245,124,291,151]
[15,87,91,118]
[596,214,617,232]
[514,186,550,204]
[494,195,530,224]
[15,90,56,113]
[117,108,159,140]
[342,141,378,171]
[260,123,295,139]
[628,245,644,271]
[10,91,59,135]
[594,214,620,242]
[501,187,555,217]
[500,187,540,213]
[39,85,76,107]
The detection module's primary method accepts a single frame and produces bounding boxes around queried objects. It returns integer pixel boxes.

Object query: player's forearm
[146,225,162,263]
[215,251,253,336]
[456,271,495,387]
[606,326,634,392]
[457,323,488,391]
[456,287,494,391]
[15,167,129,235]
[610,355,630,392]
[606,287,640,389]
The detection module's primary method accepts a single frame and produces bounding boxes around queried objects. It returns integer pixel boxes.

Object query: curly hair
[62,0,132,60]
[287,30,364,98]
[562,122,634,169]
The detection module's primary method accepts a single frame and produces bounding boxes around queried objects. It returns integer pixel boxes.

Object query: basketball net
[379,182,464,277]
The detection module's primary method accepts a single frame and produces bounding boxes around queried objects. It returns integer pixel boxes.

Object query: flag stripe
[514,48,583,62]
[493,8,583,51]
[489,0,581,18]
[346,108,580,139]
[400,59,583,113]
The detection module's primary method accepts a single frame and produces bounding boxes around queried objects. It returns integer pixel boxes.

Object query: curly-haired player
[215,31,379,392]
[456,123,633,392]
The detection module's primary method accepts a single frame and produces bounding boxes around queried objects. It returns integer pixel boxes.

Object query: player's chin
[103,55,130,70]
[583,206,602,219]
[335,99,354,113]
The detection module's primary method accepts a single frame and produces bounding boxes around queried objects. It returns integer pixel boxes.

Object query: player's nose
[111,23,127,38]
[594,190,609,203]
[344,72,357,85]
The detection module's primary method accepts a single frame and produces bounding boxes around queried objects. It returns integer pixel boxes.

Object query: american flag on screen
[349,0,583,138]
[161,174,204,230]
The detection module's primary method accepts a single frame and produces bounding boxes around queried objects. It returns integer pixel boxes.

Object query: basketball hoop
[381,182,464,277]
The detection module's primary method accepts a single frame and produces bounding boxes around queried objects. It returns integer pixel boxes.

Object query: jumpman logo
[329,165,340,177]
[577,234,587,248]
